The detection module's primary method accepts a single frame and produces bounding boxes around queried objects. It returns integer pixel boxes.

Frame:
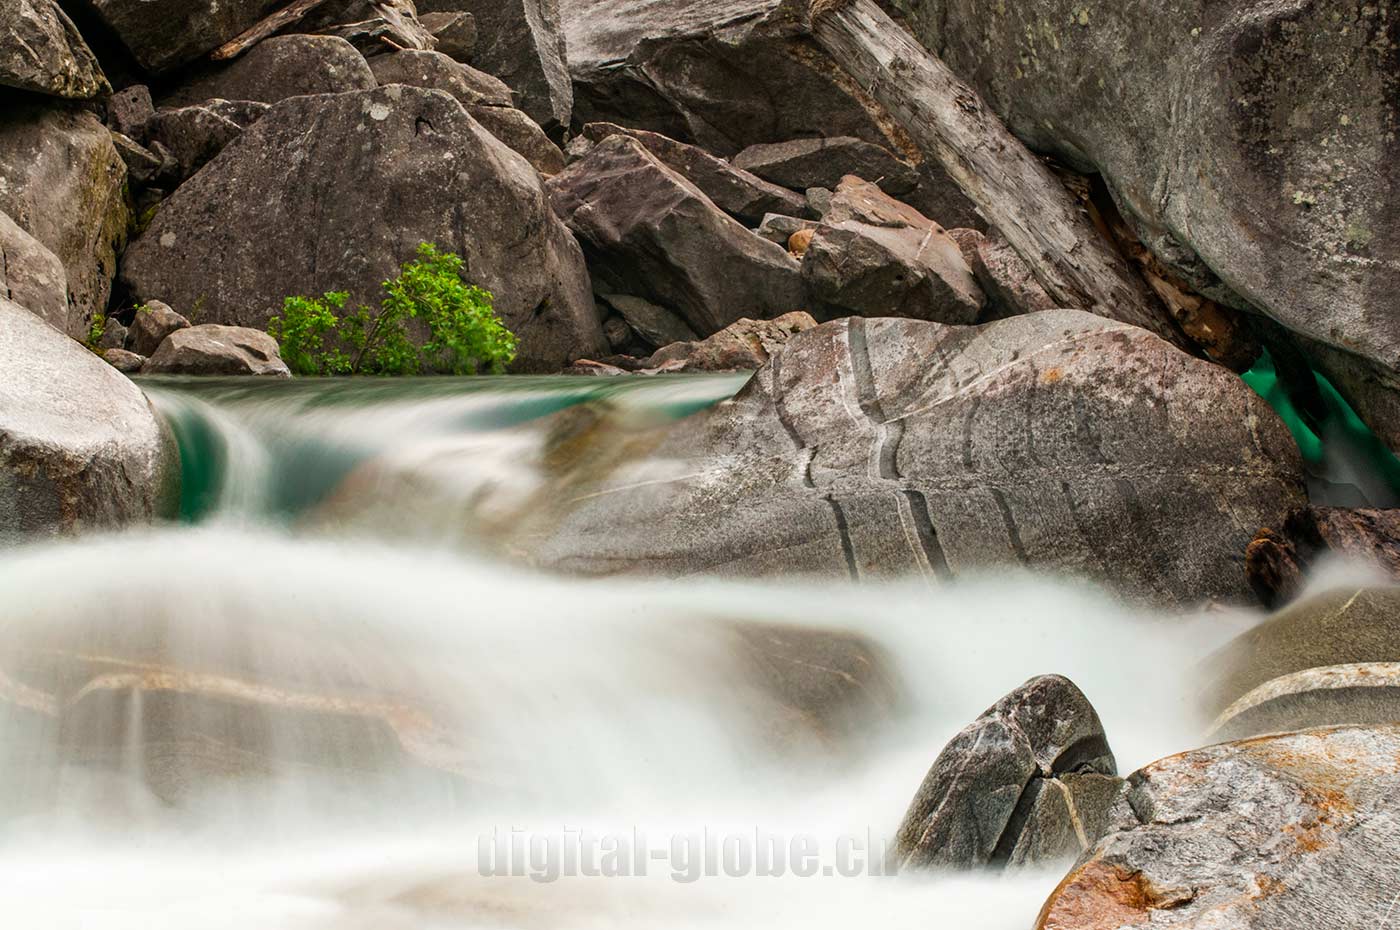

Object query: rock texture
[436,0,573,130]
[0,101,128,339]
[127,300,190,356]
[1210,663,1400,741]
[121,85,605,372]
[1036,726,1400,930]
[894,675,1119,870]
[1246,507,1400,608]
[83,0,287,73]
[142,324,291,377]
[548,134,805,337]
[0,211,70,335]
[0,0,108,99]
[145,101,264,183]
[733,136,918,195]
[0,298,176,541]
[368,48,513,107]
[901,0,1400,447]
[531,310,1306,606]
[647,312,817,372]
[160,35,377,107]
[972,231,1058,321]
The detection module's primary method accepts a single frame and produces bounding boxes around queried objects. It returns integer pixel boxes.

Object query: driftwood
[212,0,333,61]
[794,0,1188,348]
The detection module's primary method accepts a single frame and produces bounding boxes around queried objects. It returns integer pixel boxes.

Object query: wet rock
[467,105,565,176]
[903,0,1400,448]
[368,48,512,107]
[142,324,290,377]
[106,84,154,141]
[0,102,128,339]
[101,347,145,373]
[419,12,477,62]
[83,0,286,73]
[647,312,817,372]
[1246,507,1400,608]
[599,294,697,349]
[972,232,1058,321]
[581,123,809,226]
[733,137,919,196]
[548,135,805,337]
[0,297,176,541]
[127,299,190,356]
[802,220,984,323]
[532,310,1305,605]
[893,675,1119,871]
[1036,726,1400,930]
[0,210,70,336]
[122,86,605,372]
[0,0,108,99]
[160,35,376,107]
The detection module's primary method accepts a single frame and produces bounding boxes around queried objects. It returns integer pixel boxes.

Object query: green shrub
[85,313,107,352]
[268,244,518,377]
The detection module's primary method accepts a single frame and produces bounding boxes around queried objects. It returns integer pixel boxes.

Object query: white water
[0,377,1263,929]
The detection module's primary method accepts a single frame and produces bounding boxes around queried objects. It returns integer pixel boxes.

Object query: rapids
[0,375,1285,928]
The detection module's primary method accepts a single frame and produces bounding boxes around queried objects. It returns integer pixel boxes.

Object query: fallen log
[211,0,333,61]
[788,0,1189,349]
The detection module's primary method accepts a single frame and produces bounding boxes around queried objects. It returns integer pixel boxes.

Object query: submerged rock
[1036,726,1400,930]
[893,675,1119,871]
[141,324,291,377]
[121,85,605,372]
[0,298,176,541]
[0,0,108,99]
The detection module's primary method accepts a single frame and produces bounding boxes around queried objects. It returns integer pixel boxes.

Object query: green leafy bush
[268,244,518,377]
[85,313,107,352]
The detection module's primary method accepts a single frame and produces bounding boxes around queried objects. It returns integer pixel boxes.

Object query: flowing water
[0,375,1279,929]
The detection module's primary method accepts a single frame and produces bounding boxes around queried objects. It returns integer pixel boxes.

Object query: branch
[211,0,333,61]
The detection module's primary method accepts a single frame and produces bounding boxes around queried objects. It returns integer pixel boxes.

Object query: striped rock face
[1036,726,1400,930]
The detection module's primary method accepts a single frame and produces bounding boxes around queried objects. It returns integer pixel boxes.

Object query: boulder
[972,232,1058,321]
[1035,726,1400,930]
[530,310,1306,606]
[419,12,477,62]
[467,105,565,176]
[127,299,190,356]
[599,294,697,349]
[142,324,291,377]
[95,317,126,350]
[145,101,267,183]
[431,0,572,129]
[822,175,933,229]
[733,137,919,196]
[121,86,605,372]
[160,35,376,107]
[105,84,154,141]
[368,48,512,107]
[548,135,805,337]
[802,220,984,323]
[647,312,817,372]
[0,297,176,541]
[82,0,287,73]
[755,214,820,247]
[110,132,163,187]
[1246,508,1400,608]
[0,101,128,339]
[900,0,1400,448]
[101,347,145,373]
[580,123,808,226]
[0,0,107,99]
[0,210,70,335]
[893,675,1119,871]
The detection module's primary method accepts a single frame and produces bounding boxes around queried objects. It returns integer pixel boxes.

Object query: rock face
[121,85,605,372]
[160,35,377,107]
[142,324,291,377]
[900,0,1400,447]
[548,134,805,337]
[437,0,573,130]
[1036,726,1400,930]
[84,0,287,73]
[893,675,1119,871]
[0,102,128,339]
[647,311,817,372]
[0,0,108,98]
[0,211,70,335]
[0,298,176,541]
[1246,507,1400,608]
[580,123,809,225]
[733,137,918,196]
[532,310,1306,606]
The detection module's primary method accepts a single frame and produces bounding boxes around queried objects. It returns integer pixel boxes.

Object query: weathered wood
[211,0,333,61]
[799,0,1188,348]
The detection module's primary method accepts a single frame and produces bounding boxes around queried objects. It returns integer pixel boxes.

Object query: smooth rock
[893,675,1118,871]
[84,0,286,73]
[733,137,918,195]
[0,210,70,335]
[0,0,107,99]
[1211,662,1400,741]
[121,86,605,372]
[142,324,290,377]
[0,102,128,339]
[647,312,816,372]
[1036,726,1400,930]
[160,35,376,107]
[127,299,190,357]
[0,297,176,540]
[101,347,145,373]
[548,134,805,337]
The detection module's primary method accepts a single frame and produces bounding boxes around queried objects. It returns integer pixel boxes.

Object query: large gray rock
[900,0,1400,447]
[142,324,291,377]
[733,137,919,196]
[428,0,572,130]
[0,0,107,98]
[0,102,128,339]
[0,210,70,335]
[368,48,512,107]
[581,122,809,226]
[467,105,565,176]
[121,85,606,372]
[84,0,287,73]
[548,134,805,337]
[1035,726,1400,930]
[0,297,176,541]
[893,675,1119,871]
[530,310,1306,606]
[160,35,376,107]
